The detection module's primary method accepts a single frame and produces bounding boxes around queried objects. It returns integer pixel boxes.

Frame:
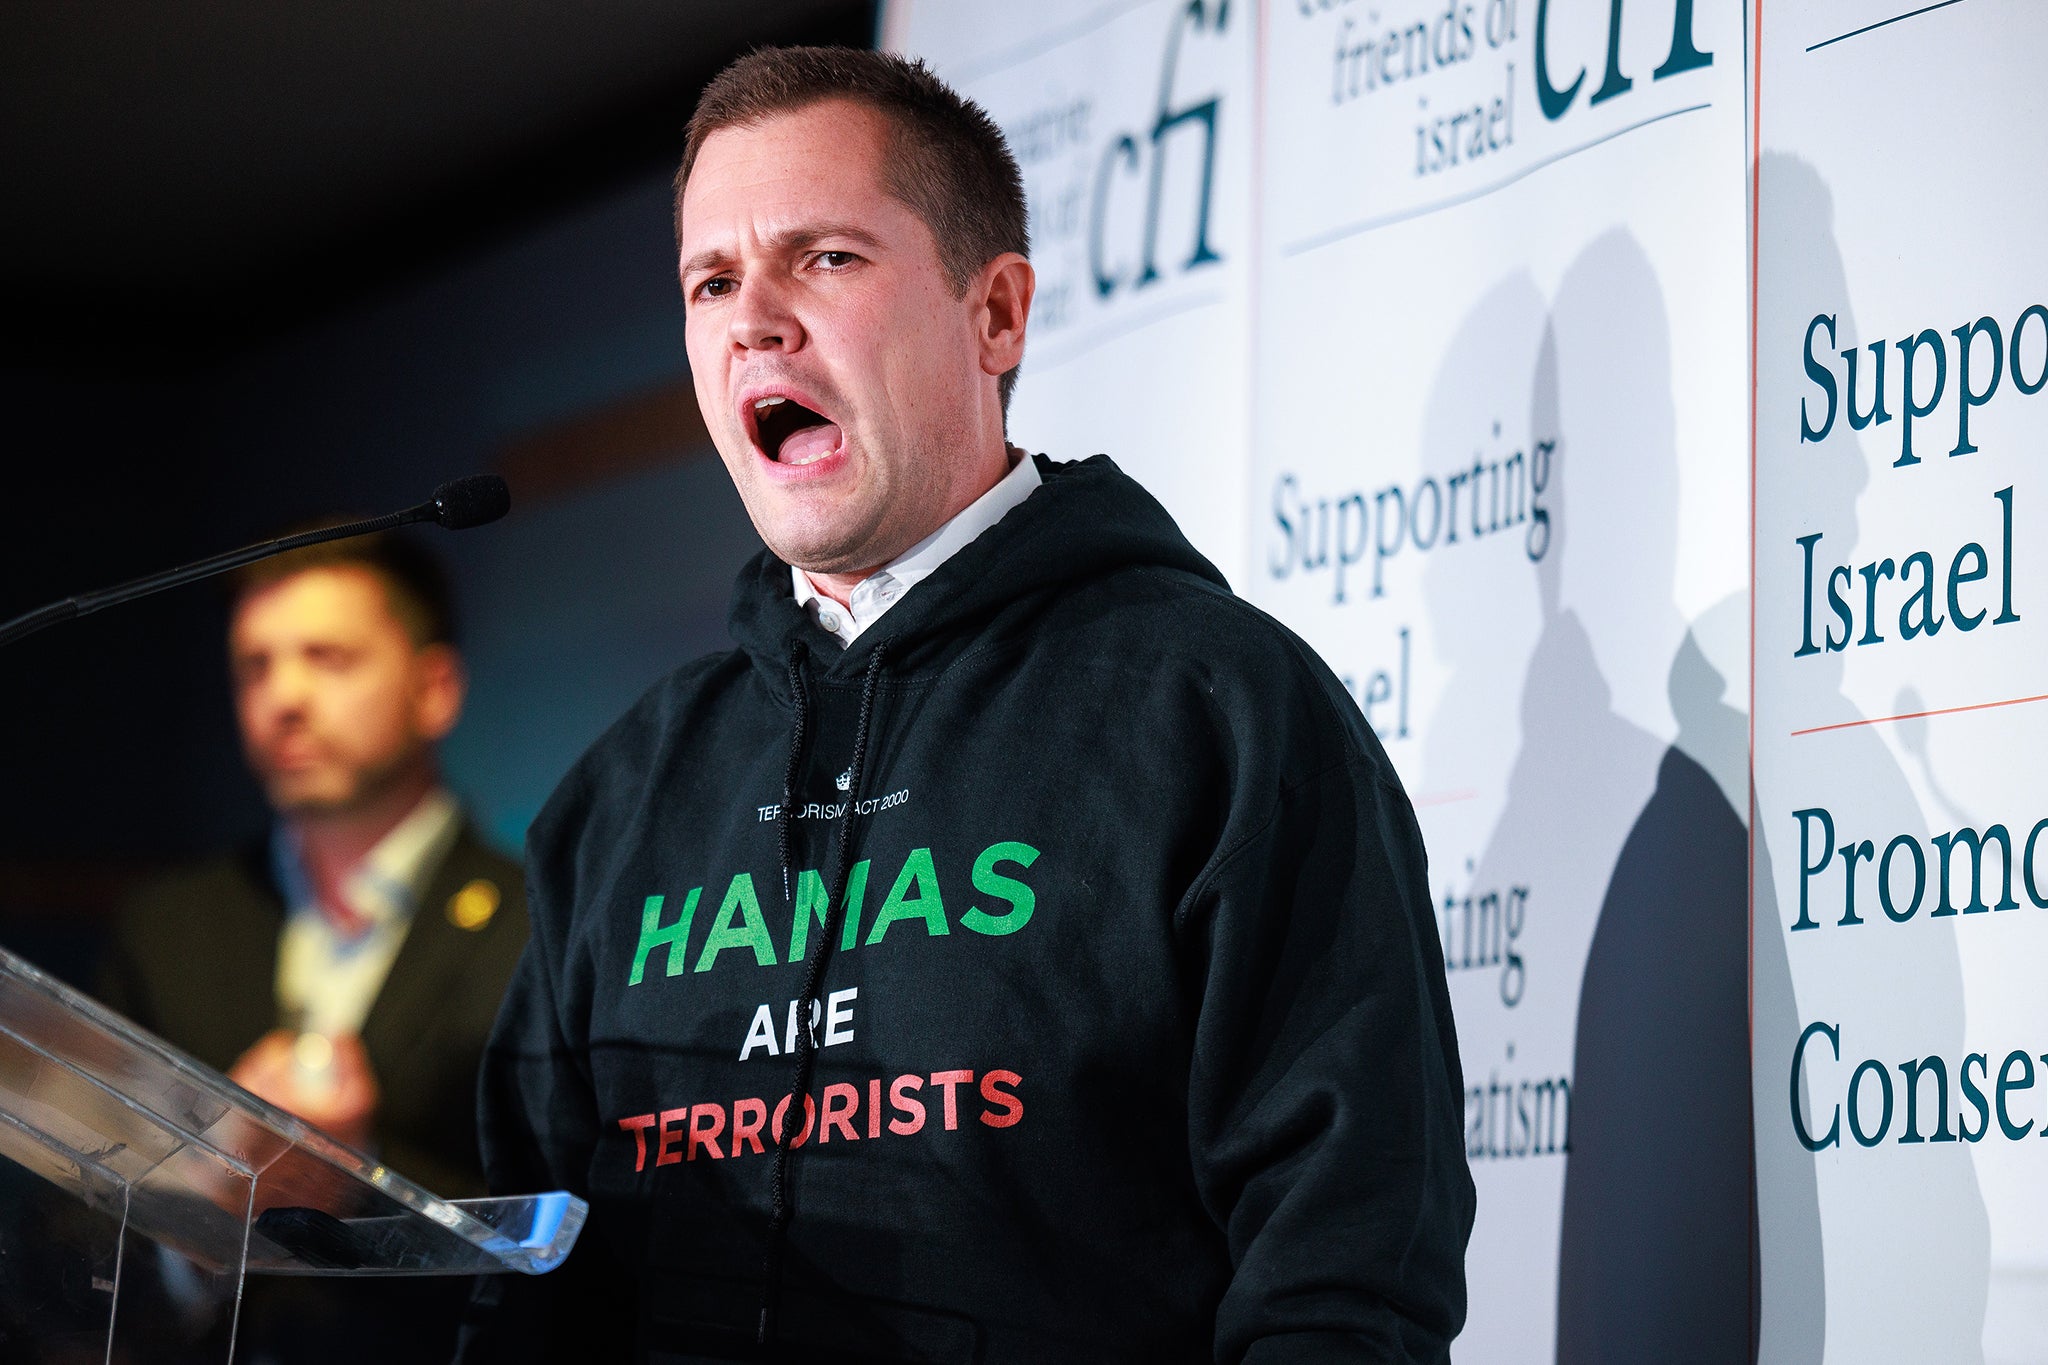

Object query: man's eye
[814,251,858,270]
[696,276,736,300]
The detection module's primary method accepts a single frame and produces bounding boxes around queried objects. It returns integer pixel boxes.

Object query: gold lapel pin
[447,879,501,931]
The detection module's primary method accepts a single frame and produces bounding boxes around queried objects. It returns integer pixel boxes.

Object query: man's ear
[411,643,467,743]
[975,252,1034,380]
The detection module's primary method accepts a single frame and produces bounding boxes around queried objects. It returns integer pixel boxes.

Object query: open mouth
[751,394,842,467]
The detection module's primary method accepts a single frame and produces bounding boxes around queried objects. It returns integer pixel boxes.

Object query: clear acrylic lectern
[0,943,584,1362]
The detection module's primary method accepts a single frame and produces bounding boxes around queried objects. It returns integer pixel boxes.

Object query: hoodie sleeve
[1181,748,1474,1365]
[454,819,635,1363]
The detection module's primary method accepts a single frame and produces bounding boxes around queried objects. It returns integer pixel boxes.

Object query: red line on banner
[1746,5,1765,1319]
[1248,0,1267,514]
[1747,0,1764,1077]
[1412,790,1479,808]
[1790,691,2048,738]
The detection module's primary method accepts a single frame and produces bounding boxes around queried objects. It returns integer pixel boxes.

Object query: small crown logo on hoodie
[836,768,853,793]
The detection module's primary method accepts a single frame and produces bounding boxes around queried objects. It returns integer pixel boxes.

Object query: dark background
[0,1,876,984]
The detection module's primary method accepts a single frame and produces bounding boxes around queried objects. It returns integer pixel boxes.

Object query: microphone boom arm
[0,476,506,651]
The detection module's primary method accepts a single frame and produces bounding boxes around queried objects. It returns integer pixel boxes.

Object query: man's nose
[729,275,805,353]
[263,658,315,714]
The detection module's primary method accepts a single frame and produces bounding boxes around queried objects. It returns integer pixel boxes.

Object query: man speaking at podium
[466,47,1472,1364]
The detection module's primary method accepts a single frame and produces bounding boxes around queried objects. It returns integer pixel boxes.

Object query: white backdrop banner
[884,0,1752,1358]
[1251,2,1749,1359]
[1755,4,2048,1364]
[881,0,1254,578]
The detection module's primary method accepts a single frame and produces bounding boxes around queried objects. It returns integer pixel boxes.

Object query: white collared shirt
[273,787,461,1037]
[791,450,1042,647]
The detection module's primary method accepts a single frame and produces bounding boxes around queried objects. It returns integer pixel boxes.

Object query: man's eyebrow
[679,222,885,282]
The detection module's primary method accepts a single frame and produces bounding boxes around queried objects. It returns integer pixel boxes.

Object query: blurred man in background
[99,530,528,1363]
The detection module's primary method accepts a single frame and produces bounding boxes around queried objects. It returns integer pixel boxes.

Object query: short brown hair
[228,528,456,648]
[677,46,1031,410]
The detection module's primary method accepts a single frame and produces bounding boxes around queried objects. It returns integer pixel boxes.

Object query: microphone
[428,473,512,530]
[0,474,510,651]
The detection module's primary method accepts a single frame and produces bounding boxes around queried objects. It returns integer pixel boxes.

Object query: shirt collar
[358,786,461,907]
[792,449,1041,647]
[273,787,462,937]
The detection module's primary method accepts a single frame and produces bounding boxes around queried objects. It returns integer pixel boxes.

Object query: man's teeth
[751,394,835,466]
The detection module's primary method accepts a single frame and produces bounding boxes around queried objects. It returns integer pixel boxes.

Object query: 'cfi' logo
[1534,0,1712,123]
[836,768,853,793]
[1089,0,1229,302]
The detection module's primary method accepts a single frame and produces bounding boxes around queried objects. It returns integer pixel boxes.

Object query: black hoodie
[462,456,1473,1364]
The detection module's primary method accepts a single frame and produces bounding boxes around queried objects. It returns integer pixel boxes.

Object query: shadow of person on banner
[1543,229,1754,1365]
[1415,268,1666,1358]
[1672,586,1818,1365]
[1739,152,1988,1365]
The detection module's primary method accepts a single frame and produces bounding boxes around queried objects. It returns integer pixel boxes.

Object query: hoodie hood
[726,454,1228,685]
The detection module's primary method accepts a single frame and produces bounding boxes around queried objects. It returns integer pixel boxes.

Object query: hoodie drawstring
[776,643,811,912]
[760,639,888,1346]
